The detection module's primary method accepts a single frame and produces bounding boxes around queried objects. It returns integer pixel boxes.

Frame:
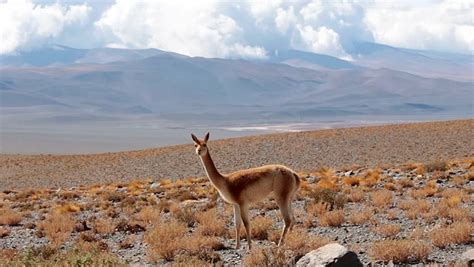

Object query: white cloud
[95,0,267,59]
[296,25,352,59]
[0,0,472,57]
[365,0,474,53]
[0,0,91,54]
[275,6,297,33]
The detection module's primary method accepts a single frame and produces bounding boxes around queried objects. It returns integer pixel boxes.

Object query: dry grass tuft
[0,208,22,226]
[135,206,161,228]
[360,169,381,187]
[243,246,288,266]
[370,239,432,264]
[37,211,75,248]
[348,188,365,202]
[251,216,274,240]
[308,188,346,210]
[370,190,393,208]
[145,219,187,261]
[0,227,11,238]
[430,221,472,248]
[373,224,401,238]
[195,208,227,237]
[319,209,344,227]
[284,228,330,259]
[348,208,373,225]
[424,160,448,173]
[54,203,82,213]
[343,176,361,187]
[93,217,116,235]
[170,203,197,227]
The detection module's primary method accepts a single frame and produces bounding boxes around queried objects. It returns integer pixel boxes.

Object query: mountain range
[1,42,473,129]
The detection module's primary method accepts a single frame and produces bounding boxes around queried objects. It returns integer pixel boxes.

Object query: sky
[0,0,473,59]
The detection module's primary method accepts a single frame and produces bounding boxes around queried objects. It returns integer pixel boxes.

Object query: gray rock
[460,248,474,266]
[296,243,363,267]
[344,170,353,177]
[149,182,160,189]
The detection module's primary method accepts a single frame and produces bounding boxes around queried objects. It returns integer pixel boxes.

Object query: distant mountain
[347,42,474,81]
[1,46,472,127]
[0,45,183,66]
[268,49,356,70]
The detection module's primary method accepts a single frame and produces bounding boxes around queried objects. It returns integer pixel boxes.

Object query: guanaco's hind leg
[239,204,252,249]
[233,204,242,249]
[276,197,293,246]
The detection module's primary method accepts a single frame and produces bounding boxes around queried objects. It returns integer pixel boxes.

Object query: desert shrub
[284,228,330,259]
[424,160,448,172]
[430,221,472,248]
[3,243,122,266]
[180,234,224,263]
[195,208,227,237]
[170,202,197,227]
[309,188,346,210]
[370,190,393,208]
[0,208,22,226]
[0,227,11,238]
[349,208,373,225]
[370,240,432,264]
[348,189,365,202]
[37,212,75,248]
[93,217,115,235]
[360,169,381,187]
[145,219,187,261]
[135,206,161,228]
[343,176,361,187]
[384,182,398,191]
[243,246,288,266]
[397,178,414,188]
[373,224,401,238]
[54,203,82,213]
[103,191,126,202]
[319,209,344,227]
[251,216,274,240]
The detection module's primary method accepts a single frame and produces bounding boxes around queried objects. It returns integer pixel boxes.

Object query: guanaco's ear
[203,132,210,143]
[191,133,200,144]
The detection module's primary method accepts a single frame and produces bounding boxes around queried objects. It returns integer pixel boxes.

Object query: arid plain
[0,119,473,265]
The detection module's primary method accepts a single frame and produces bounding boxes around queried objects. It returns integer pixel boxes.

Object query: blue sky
[1,0,472,59]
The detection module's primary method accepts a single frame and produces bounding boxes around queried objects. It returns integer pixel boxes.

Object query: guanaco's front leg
[233,204,242,249]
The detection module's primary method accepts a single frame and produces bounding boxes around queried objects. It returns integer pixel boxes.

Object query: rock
[296,243,362,267]
[460,248,474,266]
[149,182,160,189]
[344,170,353,177]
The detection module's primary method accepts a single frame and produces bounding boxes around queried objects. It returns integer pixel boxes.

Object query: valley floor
[0,158,472,265]
[0,119,473,191]
[0,120,473,265]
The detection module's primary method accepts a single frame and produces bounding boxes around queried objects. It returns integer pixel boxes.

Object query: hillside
[1,120,472,191]
[1,44,472,130]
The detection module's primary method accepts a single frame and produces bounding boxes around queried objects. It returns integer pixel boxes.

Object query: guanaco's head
[191,132,210,157]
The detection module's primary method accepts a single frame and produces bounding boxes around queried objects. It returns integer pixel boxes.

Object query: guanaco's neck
[200,152,226,189]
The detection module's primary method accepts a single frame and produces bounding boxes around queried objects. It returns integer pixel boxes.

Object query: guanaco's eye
[194,144,198,147]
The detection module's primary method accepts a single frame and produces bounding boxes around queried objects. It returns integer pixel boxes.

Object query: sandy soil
[1,119,473,191]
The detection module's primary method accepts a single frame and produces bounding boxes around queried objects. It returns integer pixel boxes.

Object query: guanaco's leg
[239,204,252,249]
[276,197,293,246]
[233,204,242,249]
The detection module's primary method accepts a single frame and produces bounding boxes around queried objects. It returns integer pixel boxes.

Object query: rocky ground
[1,119,473,191]
[0,158,473,266]
[0,120,473,266]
